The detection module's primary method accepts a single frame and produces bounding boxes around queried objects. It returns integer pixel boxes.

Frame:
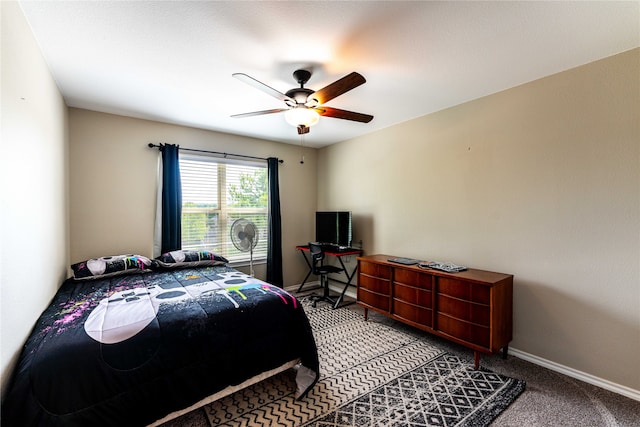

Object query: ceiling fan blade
[231,108,289,118]
[315,106,373,123]
[233,73,296,105]
[308,72,366,105]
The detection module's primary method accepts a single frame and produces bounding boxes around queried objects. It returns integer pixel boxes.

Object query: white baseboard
[284,281,321,293]
[286,281,355,299]
[508,347,640,402]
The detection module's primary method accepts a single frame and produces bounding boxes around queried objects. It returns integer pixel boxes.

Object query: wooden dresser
[357,254,513,369]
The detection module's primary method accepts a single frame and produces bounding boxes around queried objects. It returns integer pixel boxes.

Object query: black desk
[296,245,363,309]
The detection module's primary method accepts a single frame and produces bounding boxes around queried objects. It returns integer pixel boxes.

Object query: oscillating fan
[230,218,259,276]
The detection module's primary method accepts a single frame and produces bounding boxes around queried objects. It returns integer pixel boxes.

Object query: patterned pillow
[153,250,228,269]
[71,254,153,280]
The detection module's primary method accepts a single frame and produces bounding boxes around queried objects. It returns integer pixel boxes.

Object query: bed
[2,252,319,426]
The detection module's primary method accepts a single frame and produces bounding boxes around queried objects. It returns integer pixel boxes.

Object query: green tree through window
[181,202,207,247]
[229,169,267,207]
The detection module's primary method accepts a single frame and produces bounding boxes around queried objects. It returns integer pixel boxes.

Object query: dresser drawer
[437,294,489,326]
[358,288,390,312]
[394,283,432,308]
[436,313,490,348]
[359,274,391,294]
[394,268,432,290]
[438,277,490,304]
[393,299,432,327]
[359,261,391,280]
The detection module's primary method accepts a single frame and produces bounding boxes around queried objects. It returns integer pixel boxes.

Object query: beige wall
[318,49,640,394]
[2,0,637,402]
[68,108,318,286]
[1,1,70,397]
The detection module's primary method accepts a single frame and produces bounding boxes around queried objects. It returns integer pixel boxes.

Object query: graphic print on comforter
[2,266,318,427]
[83,270,294,345]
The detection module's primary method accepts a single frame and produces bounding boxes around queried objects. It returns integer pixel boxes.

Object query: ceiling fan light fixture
[233,69,373,132]
[284,106,320,128]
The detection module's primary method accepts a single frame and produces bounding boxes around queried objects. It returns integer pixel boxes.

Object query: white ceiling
[19,1,639,148]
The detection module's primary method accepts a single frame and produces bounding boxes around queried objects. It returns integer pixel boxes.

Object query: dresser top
[358,254,513,284]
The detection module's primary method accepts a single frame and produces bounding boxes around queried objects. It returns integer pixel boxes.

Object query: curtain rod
[147,143,283,164]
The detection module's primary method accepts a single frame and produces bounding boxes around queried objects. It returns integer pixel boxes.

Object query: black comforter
[2,266,319,426]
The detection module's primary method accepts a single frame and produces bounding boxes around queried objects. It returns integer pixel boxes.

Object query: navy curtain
[266,157,283,287]
[160,144,182,254]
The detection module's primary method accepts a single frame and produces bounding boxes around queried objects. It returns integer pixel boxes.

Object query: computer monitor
[315,211,352,247]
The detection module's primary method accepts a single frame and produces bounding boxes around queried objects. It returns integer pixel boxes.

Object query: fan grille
[230,219,258,252]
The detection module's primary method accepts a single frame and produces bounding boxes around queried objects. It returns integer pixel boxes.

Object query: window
[179,155,268,263]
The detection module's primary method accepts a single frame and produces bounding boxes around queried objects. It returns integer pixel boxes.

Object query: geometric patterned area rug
[161,299,525,426]
[310,353,526,427]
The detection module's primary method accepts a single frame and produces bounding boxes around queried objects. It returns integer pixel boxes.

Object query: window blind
[179,155,268,263]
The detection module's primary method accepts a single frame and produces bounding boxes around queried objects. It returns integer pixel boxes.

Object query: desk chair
[308,242,343,308]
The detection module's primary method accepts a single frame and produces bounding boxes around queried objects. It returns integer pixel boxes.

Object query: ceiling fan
[231,69,373,135]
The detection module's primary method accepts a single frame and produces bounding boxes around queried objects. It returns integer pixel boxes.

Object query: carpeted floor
[160,297,526,426]
[159,290,640,426]
[340,301,640,427]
